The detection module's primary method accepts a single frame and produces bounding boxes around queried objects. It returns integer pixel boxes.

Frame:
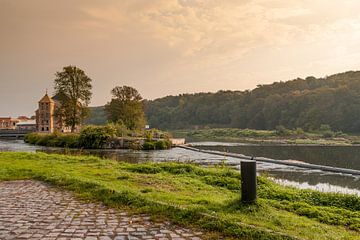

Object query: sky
[1,0,360,116]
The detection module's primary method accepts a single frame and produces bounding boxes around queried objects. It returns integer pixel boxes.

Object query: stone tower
[36,92,55,133]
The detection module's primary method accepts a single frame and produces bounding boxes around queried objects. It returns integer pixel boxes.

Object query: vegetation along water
[1,152,359,239]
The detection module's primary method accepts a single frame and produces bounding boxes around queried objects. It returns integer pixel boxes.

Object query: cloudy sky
[1,0,360,116]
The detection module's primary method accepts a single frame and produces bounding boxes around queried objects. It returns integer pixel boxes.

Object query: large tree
[105,86,146,130]
[54,65,92,132]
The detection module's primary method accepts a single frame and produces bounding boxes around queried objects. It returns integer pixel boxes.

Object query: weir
[178,145,360,176]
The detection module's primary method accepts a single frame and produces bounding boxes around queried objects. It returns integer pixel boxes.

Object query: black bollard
[241,160,257,204]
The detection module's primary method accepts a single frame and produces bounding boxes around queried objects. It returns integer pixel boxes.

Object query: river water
[1,139,359,195]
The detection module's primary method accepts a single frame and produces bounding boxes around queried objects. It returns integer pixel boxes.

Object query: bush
[142,140,172,150]
[142,141,156,150]
[295,128,305,135]
[108,122,130,137]
[24,133,40,145]
[318,125,335,138]
[78,125,116,149]
[24,132,80,148]
[322,131,334,138]
[155,140,172,150]
[319,124,332,132]
[144,129,172,140]
[275,125,291,136]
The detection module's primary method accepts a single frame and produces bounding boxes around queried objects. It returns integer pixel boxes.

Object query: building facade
[16,120,37,131]
[35,93,73,133]
[0,118,19,130]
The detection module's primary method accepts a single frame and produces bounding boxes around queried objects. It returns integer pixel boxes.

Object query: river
[0,139,359,195]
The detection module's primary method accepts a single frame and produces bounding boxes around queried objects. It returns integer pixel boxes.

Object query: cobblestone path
[0,181,204,240]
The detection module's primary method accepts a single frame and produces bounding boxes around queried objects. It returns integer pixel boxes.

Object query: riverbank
[24,126,173,150]
[0,152,359,239]
[172,128,360,146]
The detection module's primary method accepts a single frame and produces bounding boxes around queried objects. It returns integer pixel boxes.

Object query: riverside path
[0,181,205,240]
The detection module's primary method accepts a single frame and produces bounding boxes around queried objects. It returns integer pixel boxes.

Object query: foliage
[142,140,172,150]
[25,126,116,149]
[1,152,359,239]
[78,125,116,149]
[144,71,360,132]
[24,132,79,148]
[172,128,359,145]
[25,126,172,150]
[275,125,291,136]
[107,122,131,137]
[85,106,107,125]
[54,65,92,132]
[105,86,146,130]
[144,128,172,140]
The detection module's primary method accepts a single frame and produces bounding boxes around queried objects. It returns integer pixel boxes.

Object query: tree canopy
[144,71,360,132]
[54,65,92,132]
[105,86,146,130]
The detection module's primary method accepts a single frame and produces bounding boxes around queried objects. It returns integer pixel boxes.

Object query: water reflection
[0,139,359,195]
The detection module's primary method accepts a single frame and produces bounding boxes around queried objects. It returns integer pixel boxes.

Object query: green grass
[0,152,359,239]
[172,128,359,145]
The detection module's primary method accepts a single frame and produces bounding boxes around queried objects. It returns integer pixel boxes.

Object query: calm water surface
[1,139,359,195]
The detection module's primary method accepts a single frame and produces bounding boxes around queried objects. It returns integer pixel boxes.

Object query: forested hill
[144,71,360,132]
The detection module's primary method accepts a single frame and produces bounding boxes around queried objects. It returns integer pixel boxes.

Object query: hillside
[144,71,360,132]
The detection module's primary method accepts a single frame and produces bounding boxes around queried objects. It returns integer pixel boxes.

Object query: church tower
[36,92,55,133]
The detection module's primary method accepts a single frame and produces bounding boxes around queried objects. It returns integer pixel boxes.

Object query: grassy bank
[172,128,360,145]
[0,152,359,239]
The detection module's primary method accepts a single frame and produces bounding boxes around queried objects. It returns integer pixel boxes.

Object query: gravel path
[0,180,204,240]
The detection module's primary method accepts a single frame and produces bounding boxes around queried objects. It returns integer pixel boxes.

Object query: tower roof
[39,93,54,103]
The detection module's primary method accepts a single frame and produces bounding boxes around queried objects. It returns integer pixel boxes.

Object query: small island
[22,66,182,150]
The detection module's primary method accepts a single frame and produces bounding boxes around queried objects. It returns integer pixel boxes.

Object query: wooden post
[241,160,257,204]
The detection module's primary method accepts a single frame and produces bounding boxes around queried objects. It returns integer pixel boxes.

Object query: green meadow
[0,152,359,239]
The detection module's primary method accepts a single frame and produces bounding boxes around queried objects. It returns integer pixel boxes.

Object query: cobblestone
[0,180,204,240]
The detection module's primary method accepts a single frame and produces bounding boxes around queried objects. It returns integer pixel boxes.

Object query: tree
[54,66,92,132]
[105,86,146,130]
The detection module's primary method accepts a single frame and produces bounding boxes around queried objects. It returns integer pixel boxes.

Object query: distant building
[16,120,37,131]
[17,116,31,121]
[0,117,19,130]
[35,93,75,133]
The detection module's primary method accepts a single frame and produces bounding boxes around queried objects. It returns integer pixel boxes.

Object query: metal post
[241,160,257,204]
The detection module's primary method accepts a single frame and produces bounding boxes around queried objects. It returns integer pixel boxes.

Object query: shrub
[142,140,172,150]
[78,125,116,149]
[319,124,332,132]
[322,131,334,138]
[295,128,305,135]
[58,134,80,148]
[108,122,130,137]
[142,141,156,150]
[24,133,41,145]
[275,125,291,136]
[154,140,172,150]
[24,132,80,148]
[144,129,172,140]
